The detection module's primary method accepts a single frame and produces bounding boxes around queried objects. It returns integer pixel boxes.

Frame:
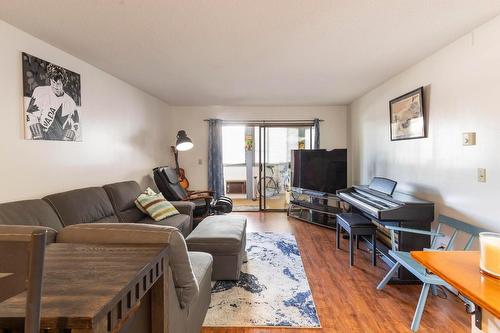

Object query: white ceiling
[1,1,500,106]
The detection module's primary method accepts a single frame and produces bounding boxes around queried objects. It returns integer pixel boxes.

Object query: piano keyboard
[338,191,380,217]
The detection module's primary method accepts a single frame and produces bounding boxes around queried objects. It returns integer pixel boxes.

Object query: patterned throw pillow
[136,190,179,222]
[134,187,157,214]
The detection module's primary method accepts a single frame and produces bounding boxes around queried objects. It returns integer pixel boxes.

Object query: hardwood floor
[202,212,470,333]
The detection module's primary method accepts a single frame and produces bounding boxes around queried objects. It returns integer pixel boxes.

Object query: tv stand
[287,188,344,229]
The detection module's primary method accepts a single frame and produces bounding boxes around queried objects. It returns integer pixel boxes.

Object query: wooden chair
[376,215,486,332]
[0,226,46,333]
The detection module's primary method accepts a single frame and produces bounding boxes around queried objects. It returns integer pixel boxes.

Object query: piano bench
[336,213,377,267]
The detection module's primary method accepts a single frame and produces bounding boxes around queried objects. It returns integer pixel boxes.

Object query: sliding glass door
[222,122,314,212]
[258,125,314,211]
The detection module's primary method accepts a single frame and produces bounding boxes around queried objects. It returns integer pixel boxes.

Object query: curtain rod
[203,119,324,122]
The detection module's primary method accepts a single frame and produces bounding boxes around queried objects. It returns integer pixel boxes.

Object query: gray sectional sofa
[0,180,211,333]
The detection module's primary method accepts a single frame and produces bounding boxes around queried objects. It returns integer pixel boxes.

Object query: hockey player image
[25,63,81,141]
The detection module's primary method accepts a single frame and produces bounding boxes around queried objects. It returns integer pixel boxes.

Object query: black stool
[336,213,377,266]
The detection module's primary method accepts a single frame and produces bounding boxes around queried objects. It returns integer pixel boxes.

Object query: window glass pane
[222,125,245,164]
[266,128,287,164]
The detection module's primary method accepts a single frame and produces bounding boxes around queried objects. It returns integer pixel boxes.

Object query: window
[222,125,246,165]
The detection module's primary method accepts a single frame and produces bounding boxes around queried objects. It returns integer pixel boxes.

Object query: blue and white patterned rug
[203,232,321,328]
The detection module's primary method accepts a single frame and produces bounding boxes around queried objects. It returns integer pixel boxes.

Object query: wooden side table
[412,251,500,332]
[0,243,170,333]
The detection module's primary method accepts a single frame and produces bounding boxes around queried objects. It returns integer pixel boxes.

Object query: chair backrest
[153,167,188,200]
[431,215,488,251]
[0,226,46,333]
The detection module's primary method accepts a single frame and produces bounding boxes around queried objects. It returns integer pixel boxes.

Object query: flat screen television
[291,149,347,195]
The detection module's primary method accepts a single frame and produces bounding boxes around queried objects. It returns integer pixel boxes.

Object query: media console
[287,188,345,229]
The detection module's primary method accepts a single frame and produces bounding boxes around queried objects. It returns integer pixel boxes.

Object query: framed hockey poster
[22,52,82,141]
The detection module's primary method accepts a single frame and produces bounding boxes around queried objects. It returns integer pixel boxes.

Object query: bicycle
[256,163,290,198]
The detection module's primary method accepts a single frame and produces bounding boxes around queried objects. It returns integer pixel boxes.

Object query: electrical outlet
[478,168,486,183]
[198,158,203,165]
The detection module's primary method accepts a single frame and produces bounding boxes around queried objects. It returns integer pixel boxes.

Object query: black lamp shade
[176,130,193,151]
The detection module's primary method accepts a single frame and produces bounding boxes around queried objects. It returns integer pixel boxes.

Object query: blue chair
[376,215,487,332]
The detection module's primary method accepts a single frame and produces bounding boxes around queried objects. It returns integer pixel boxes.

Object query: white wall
[349,15,500,232]
[166,106,347,190]
[0,20,170,202]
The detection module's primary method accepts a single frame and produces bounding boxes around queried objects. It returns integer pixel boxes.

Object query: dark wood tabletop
[0,273,13,280]
[0,243,169,331]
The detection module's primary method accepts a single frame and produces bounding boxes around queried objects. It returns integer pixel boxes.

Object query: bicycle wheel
[257,176,279,198]
[265,177,280,197]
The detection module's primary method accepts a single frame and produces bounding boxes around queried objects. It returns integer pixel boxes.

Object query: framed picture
[389,87,425,141]
[22,52,82,141]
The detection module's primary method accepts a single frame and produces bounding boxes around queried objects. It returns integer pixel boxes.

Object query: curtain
[208,119,224,198]
[313,118,320,149]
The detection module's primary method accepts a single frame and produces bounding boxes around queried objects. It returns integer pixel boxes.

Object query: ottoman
[186,215,247,280]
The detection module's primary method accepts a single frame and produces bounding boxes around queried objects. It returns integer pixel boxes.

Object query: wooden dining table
[411,250,500,332]
[0,273,16,303]
[0,274,13,280]
[0,243,170,333]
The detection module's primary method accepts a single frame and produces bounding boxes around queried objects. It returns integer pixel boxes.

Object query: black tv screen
[291,149,347,195]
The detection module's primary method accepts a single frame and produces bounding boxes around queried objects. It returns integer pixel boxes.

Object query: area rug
[203,232,321,328]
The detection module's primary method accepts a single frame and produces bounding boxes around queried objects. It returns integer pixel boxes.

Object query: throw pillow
[134,187,157,213]
[136,191,179,222]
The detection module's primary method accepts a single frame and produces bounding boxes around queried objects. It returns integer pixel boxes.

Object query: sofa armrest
[57,223,199,309]
[171,201,195,217]
[171,201,195,232]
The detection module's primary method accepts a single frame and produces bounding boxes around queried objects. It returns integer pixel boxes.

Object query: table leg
[151,260,169,333]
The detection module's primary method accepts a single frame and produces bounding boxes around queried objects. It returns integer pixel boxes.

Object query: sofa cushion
[138,214,191,238]
[103,181,142,212]
[186,215,247,254]
[103,181,147,223]
[43,187,118,226]
[104,180,193,236]
[0,199,63,232]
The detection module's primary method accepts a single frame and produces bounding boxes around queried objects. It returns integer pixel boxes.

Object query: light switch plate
[478,168,486,182]
[463,132,476,146]
[198,158,203,165]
